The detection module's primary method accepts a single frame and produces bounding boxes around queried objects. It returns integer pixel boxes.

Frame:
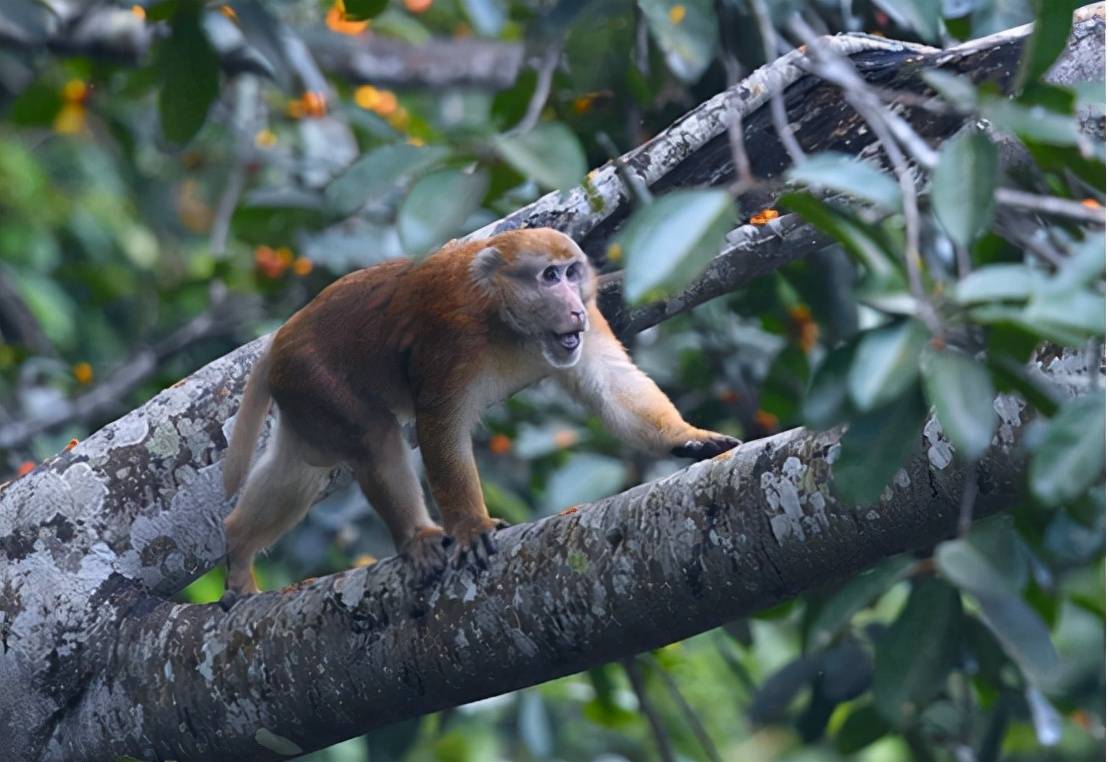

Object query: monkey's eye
[566,263,581,281]
[541,266,560,283]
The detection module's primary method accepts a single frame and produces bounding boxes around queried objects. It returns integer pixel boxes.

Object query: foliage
[1,0,1103,760]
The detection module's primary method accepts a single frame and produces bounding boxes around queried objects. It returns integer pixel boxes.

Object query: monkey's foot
[447,518,509,571]
[224,562,261,597]
[401,526,451,583]
[671,432,741,461]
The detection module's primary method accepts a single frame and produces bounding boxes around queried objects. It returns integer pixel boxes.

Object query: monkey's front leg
[416,412,506,569]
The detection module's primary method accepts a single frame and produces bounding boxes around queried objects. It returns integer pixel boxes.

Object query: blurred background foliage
[0,0,1104,760]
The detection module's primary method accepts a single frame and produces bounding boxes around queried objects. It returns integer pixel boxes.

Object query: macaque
[222,228,739,594]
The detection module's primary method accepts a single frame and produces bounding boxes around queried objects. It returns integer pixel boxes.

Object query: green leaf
[1018,0,1084,88]
[343,0,389,20]
[936,539,1060,687]
[1029,394,1106,505]
[461,0,507,36]
[954,264,1043,304]
[834,703,891,753]
[780,193,897,278]
[618,189,735,303]
[1021,289,1105,344]
[921,70,978,111]
[920,346,998,460]
[543,454,627,514]
[982,96,1081,147]
[1053,232,1106,290]
[872,0,941,42]
[808,556,913,649]
[931,130,998,247]
[637,0,718,82]
[397,169,488,255]
[158,7,220,144]
[788,152,901,212]
[748,654,822,726]
[848,319,929,412]
[325,143,449,217]
[833,387,927,506]
[493,123,587,192]
[803,341,858,430]
[873,578,962,726]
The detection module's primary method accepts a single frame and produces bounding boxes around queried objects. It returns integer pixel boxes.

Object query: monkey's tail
[223,342,275,497]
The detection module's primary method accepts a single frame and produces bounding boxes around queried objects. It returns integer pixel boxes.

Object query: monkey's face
[473,242,594,368]
[531,256,591,368]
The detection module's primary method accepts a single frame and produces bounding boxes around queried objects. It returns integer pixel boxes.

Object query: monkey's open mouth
[554,331,581,351]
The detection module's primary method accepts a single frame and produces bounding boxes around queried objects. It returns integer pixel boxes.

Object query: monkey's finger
[480,531,498,557]
[671,436,734,460]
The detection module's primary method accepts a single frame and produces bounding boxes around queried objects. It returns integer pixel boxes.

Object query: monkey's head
[471,228,595,368]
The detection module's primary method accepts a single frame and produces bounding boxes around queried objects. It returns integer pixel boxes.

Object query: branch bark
[0,5,523,90]
[0,8,1103,760]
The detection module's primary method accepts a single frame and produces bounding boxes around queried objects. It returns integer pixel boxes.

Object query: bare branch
[995,187,1106,225]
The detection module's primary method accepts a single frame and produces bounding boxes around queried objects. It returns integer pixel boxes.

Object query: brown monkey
[222,228,738,594]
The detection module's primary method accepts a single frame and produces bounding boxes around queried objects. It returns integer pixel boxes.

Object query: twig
[789,14,943,336]
[511,45,561,134]
[622,657,676,762]
[727,102,756,195]
[749,0,806,166]
[210,77,262,258]
[995,187,1106,225]
[649,655,722,762]
[597,132,652,206]
[0,292,257,450]
[994,208,1066,268]
[957,462,979,537]
[1086,339,1102,391]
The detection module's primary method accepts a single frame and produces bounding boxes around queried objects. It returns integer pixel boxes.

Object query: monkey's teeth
[557,332,581,350]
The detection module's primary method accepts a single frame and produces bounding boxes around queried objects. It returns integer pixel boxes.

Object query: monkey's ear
[470,246,503,287]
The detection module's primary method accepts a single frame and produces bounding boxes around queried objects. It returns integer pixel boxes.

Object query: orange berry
[753,410,779,432]
[405,0,433,13]
[354,85,381,111]
[130,5,146,20]
[374,90,399,117]
[1081,198,1102,209]
[72,362,93,385]
[668,5,686,24]
[326,1,370,34]
[292,256,313,277]
[553,429,578,449]
[17,461,35,477]
[750,208,780,225]
[65,438,79,452]
[489,433,512,455]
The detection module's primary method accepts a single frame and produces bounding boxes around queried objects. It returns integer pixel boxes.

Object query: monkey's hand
[671,430,741,461]
[448,517,510,571]
[401,526,451,583]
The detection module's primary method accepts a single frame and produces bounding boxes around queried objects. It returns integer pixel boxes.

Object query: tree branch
[46,386,1047,758]
[0,5,524,90]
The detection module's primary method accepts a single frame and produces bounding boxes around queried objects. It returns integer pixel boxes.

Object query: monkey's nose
[571,310,585,327]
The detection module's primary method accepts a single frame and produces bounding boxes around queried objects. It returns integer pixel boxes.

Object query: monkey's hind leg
[223,420,330,595]
[351,416,448,583]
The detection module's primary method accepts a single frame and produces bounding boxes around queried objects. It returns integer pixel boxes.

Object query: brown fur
[221,228,738,594]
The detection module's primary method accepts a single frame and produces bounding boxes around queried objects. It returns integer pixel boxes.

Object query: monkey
[222,227,739,594]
